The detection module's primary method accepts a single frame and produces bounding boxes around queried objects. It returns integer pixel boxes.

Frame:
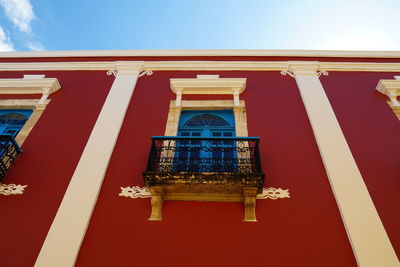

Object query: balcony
[143,136,265,222]
[0,135,21,181]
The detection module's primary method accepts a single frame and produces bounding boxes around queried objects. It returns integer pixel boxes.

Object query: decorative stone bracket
[281,66,329,78]
[376,76,400,119]
[0,183,27,195]
[119,186,290,222]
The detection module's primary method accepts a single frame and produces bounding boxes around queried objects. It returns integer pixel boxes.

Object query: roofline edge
[1,49,400,58]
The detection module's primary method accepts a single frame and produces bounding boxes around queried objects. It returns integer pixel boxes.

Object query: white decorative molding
[170,76,246,108]
[119,186,152,198]
[0,77,60,95]
[164,100,248,137]
[1,61,400,72]
[376,77,400,119]
[106,61,145,77]
[256,187,290,199]
[107,65,150,78]
[170,77,246,95]
[138,70,153,77]
[280,70,295,78]
[376,78,400,107]
[1,49,400,58]
[317,70,329,77]
[0,76,60,145]
[281,63,328,78]
[118,186,290,200]
[0,183,27,195]
[106,66,118,77]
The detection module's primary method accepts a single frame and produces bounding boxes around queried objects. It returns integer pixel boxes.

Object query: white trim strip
[0,61,400,72]
[1,49,400,58]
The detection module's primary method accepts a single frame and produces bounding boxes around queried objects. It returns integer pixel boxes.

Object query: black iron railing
[145,136,262,174]
[0,135,21,181]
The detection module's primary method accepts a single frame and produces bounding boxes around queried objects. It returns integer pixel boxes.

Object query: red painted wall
[1,62,398,266]
[321,72,400,258]
[0,71,113,267]
[75,71,357,267]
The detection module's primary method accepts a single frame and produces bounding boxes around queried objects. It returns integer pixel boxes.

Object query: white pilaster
[285,62,399,267]
[35,62,144,267]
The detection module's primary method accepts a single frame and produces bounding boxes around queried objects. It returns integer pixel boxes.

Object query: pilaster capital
[281,61,328,77]
[107,61,145,77]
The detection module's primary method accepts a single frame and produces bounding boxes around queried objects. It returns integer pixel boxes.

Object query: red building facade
[0,50,399,267]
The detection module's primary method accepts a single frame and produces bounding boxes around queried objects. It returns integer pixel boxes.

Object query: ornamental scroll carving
[0,183,27,195]
[119,186,152,198]
[119,186,290,200]
[257,187,290,199]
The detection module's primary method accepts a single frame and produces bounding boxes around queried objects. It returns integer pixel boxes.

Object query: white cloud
[0,0,35,33]
[0,26,14,51]
[26,41,44,51]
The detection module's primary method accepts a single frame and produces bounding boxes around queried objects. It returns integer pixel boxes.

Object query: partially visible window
[0,109,33,137]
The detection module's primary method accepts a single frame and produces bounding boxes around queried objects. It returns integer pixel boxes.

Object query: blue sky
[0,0,399,51]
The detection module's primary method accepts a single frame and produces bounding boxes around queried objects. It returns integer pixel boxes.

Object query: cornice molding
[0,61,400,72]
[376,79,400,95]
[0,77,60,94]
[1,49,400,58]
[170,78,246,95]
[376,78,400,109]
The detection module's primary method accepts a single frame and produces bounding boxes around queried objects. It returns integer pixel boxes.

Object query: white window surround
[0,76,61,145]
[167,76,248,136]
[165,100,248,137]
[375,76,400,119]
[170,77,246,106]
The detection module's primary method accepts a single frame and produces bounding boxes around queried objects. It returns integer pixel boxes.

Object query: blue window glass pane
[0,109,33,137]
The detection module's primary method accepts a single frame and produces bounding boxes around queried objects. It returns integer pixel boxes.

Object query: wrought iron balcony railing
[0,135,21,181]
[145,136,263,173]
[142,136,265,222]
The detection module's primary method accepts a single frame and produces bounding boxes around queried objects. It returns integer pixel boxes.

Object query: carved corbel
[233,88,241,106]
[243,187,258,222]
[148,186,164,221]
[375,77,400,119]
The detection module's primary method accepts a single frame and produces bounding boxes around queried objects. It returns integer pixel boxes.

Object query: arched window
[183,114,231,127]
[178,110,235,138]
[0,110,33,137]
